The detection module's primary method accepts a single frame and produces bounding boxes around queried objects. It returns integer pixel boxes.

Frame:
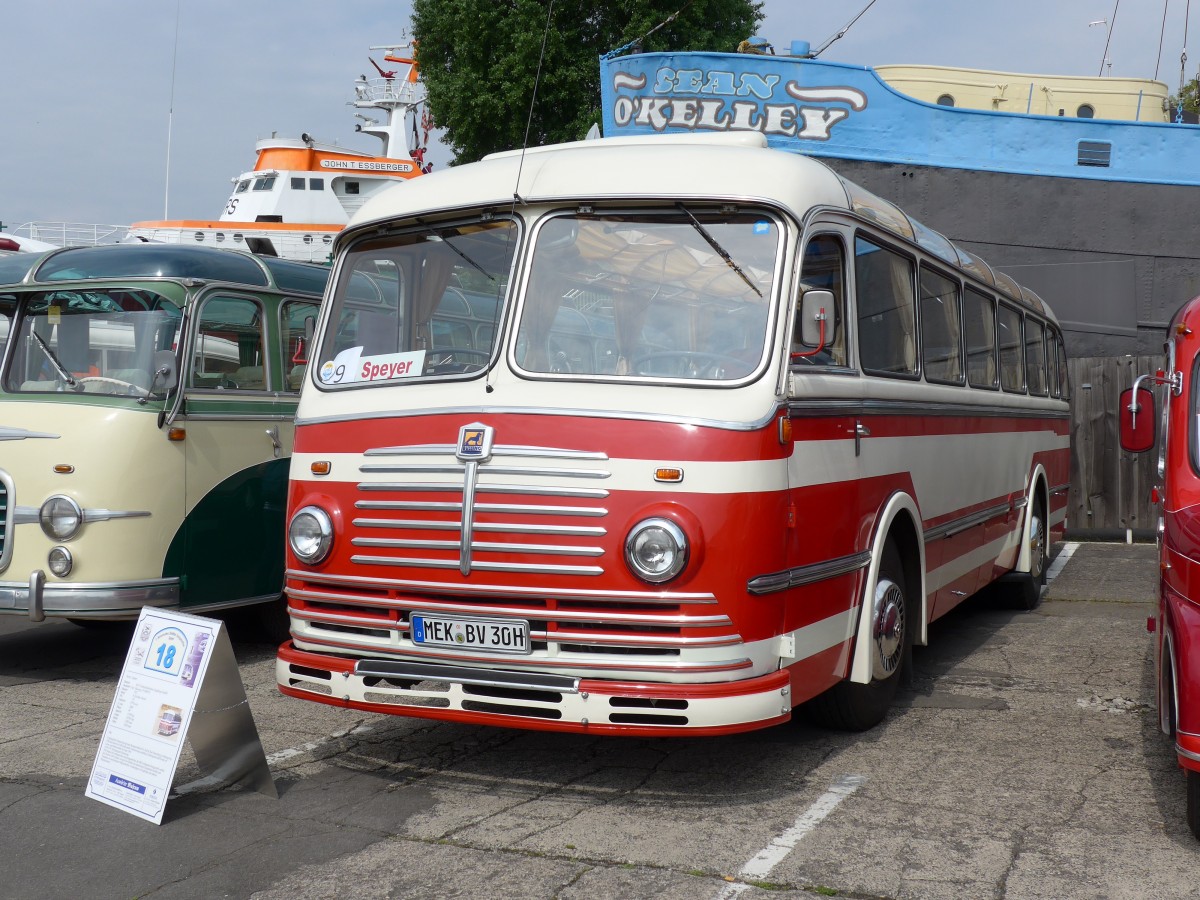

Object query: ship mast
[352,42,427,161]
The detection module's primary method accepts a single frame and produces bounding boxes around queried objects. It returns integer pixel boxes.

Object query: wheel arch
[1162,620,1179,737]
[848,491,926,685]
[1014,464,1049,575]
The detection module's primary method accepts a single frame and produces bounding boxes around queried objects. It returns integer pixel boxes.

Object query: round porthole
[1077,104,1095,118]
[937,94,955,107]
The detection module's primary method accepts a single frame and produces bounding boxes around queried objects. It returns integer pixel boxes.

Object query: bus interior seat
[232,366,265,390]
[288,364,307,391]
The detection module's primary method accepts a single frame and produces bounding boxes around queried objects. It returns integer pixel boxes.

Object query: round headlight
[625,517,688,583]
[40,495,83,541]
[48,546,73,578]
[289,505,333,564]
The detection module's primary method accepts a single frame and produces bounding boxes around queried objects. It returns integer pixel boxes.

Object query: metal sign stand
[87,608,275,824]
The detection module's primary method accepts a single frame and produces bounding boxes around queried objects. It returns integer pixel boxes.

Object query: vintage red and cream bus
[276,133,1071,736]
[1121,301,1200,839]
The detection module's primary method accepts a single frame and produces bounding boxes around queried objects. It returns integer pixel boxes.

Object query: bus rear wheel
[1003,495,1047,611]
[805,543,909,731]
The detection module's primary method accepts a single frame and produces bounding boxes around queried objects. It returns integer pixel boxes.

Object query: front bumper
[0,571,179,621]
[276,641,793,736]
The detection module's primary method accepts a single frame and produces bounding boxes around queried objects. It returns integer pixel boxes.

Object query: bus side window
[793,234,846,366]
[0,294,14,362]
[1025,318,1048,396]
[964,288,997,389]
[1055,331,1070,399]
[997,303,1025,393]
[191,296,265,390]
[855,235,917,377]
[282,299,320,392]
[919,265,963,384]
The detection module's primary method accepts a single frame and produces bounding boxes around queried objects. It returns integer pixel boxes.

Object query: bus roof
[346,133,1054,322]
[0,244,329,295]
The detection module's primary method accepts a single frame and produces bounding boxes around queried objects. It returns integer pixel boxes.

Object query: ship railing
[12,222,127,247]
[355,76,425,109]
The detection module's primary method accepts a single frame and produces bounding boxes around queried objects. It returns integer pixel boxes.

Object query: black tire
[1005,495,1048,611]
[1188,769,1200,841]
[805,542,909,731]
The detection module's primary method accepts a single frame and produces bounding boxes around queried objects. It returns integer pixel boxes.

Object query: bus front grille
[288,441,749,676]
[351,441,612,577]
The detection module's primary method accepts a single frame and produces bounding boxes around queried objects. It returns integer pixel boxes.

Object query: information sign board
[86,607,275,824]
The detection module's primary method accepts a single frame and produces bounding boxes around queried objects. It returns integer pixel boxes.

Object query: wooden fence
[1066,354,1163,539]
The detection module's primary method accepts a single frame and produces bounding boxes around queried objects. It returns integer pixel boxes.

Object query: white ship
[126,42,430,262]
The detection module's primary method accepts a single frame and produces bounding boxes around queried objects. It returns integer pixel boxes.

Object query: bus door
[788,230,866,630]
[175,292,301,609]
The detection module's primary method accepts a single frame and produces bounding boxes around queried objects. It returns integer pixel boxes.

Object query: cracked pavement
[1,542,1198,899]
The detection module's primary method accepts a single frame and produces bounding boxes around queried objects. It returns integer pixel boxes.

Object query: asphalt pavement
[1,541,1197,900]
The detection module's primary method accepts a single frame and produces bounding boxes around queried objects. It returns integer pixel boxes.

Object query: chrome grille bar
[354,517,607,537]
[356,500,609,517]
[350,555,605,575]
[351,537,604,556]
[287,568,718,604]
[359,482,610,499]
[288,589,730,627]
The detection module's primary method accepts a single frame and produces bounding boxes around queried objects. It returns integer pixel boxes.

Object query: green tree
[1169,75,1199,117]
[412,0,765,164]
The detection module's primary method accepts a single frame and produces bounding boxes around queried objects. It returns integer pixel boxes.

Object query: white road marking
[1045,541,1078,583]
[715,774,865,896]
[265,722,376,765]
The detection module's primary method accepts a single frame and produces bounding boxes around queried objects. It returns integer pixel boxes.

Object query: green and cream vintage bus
[0,244,326,625]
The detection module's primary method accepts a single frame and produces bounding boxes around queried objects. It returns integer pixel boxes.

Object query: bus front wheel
[804,542,909,731]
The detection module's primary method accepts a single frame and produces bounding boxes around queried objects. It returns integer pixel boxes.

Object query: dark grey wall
[822,159,1200,358]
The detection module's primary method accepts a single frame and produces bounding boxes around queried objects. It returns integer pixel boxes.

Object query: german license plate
[411,614,530,654]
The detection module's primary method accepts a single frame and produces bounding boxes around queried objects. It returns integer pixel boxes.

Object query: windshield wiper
[677,204,762,298]
[30,331,76,387]
[417,220,495,282]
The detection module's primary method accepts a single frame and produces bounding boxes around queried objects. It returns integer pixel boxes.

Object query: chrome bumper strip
[924,503,1010,541]
[747,550,871,596]
[0,577,180,619]
[354,659,581,693]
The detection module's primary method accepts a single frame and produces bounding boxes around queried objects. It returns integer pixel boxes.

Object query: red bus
[1121,300,1200,839]
[276,134,1071,736]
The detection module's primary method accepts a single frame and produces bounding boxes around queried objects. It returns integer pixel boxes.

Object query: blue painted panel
[600,52,1200,187]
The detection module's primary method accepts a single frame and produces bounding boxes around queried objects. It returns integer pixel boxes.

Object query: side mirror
[1119,385,1156,453]
[151,349,178,394]
[797,289,833,350]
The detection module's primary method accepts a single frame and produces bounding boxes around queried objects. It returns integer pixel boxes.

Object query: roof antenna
[512,0,555,204]
[486,0,555,396]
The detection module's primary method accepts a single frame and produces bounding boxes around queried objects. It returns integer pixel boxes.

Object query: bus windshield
[3,289,182,397]
[316,208,781,388]
[514,210,779,380]
[317,217,518,386]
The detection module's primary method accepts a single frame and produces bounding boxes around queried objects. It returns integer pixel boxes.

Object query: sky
[1,0,1192,231]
